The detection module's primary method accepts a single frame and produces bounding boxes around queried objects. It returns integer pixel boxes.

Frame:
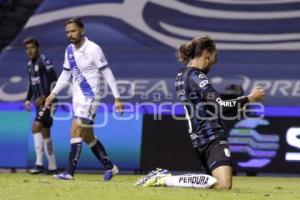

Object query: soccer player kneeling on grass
[137,36,264,189]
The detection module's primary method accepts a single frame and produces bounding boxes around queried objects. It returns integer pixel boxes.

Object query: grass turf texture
[0,173,299,200]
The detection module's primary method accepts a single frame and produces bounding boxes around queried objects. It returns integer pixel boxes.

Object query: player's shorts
[35,106,53,128]
[194,137,232,174]
[73,97,99,124]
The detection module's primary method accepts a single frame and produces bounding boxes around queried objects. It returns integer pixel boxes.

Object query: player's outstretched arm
[191,72,249,113]
[202,85,264,114]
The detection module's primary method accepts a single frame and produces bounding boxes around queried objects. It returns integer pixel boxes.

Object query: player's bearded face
[66,23,83,45]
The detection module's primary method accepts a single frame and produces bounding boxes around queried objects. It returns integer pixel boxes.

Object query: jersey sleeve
[25,64,33,101]
[190,71,212,93]
[51,49,71,96]
[40,55,58,95]
[63,50,71,71]
[26,79,33,101]
[100,67,120,98]
[190,71,249,113]
[51,70,71,96]
[93,46,108,69]
[40,54,54,71]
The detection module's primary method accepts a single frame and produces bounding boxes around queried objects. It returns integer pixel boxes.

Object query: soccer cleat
[142,169,171,187]
[135,168,166,186]
[29,165,44,175]
[45,169,59,175]
[103,165,119,181]
[53,172,74,180]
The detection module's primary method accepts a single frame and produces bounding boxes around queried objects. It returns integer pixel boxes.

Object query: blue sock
[90,140,113,170]
[67,139,82,176]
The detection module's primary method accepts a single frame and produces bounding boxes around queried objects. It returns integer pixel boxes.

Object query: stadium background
[0,0,300,175]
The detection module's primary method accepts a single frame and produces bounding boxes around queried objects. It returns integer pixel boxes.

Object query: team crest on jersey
[34,64,39,72]
[224,148,231,157]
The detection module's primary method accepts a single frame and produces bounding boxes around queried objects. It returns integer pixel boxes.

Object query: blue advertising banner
[0,105,143,170]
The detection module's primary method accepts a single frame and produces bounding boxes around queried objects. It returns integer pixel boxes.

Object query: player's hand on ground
[24,100,31,111]
[34,95,45,107]
[45,93,55,108]
[248,85,265,102]
[114,98,123,115]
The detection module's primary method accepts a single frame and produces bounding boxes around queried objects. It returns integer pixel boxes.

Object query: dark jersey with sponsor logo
[26,54,57,101]
[175,67,248,148]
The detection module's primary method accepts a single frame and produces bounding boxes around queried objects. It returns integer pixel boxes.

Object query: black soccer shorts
[35,106,53,128]
[194,137,232,174]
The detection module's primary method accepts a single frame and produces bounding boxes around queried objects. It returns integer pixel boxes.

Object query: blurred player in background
[45,17,123,181]
[23,37,58,174]
[137,36,264,189]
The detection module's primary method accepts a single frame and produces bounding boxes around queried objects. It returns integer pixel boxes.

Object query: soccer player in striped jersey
[45,18,123,181]
[23,37,58,174]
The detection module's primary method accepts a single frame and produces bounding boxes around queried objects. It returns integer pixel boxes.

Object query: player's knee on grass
[213,179,232,190]
[212,165,232,190]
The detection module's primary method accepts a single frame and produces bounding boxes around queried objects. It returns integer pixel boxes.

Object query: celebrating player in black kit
[175,36,264,189]
[136,36,264,189]
[23,37,58,174]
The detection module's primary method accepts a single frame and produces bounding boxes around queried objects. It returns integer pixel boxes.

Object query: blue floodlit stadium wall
[1,105,300,174]
[1,0,300,106]
[0,105,143,170]
[0,0,300,173]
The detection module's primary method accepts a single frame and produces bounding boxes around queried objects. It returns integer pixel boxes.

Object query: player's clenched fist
[248,85,265,102]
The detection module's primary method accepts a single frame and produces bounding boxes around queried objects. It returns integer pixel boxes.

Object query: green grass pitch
[0,173,300,200]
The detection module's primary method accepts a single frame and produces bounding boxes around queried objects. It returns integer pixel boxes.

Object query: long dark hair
[177,36,216,65]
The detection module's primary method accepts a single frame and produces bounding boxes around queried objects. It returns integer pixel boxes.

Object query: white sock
[43,138,57,170]
[164,174,217,189]
[33,133,44,166]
